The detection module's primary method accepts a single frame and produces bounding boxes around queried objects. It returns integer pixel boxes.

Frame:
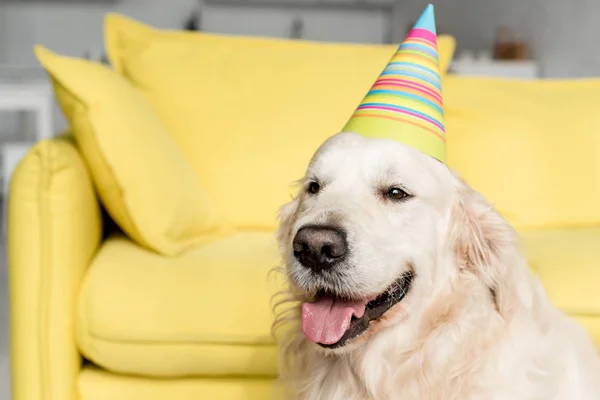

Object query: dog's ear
[448,175,521,317]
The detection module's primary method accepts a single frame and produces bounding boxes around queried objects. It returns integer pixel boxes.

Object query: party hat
[342,4,446,163]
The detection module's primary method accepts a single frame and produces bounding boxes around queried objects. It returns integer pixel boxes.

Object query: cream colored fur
[272,132,600,400]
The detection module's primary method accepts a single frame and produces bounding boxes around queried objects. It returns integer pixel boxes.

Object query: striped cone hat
[342,4,446,163]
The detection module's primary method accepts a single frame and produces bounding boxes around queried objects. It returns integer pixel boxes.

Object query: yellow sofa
[8,14,600,400]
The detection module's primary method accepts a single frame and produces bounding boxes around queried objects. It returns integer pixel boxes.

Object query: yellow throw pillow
[104,14,456,229]
[444,75,600,230]
[35,46,225,256]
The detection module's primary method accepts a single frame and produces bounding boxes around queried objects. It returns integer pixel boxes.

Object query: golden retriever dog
[272,132,600,400]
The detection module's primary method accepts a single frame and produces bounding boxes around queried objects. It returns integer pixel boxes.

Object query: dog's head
[276,132,517,353]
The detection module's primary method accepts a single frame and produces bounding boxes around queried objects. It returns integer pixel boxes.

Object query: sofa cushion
[76,229,600,377]
[445,75,600,231]
[520,228,600,346]
[35,47,225,256]
[76,232,285,378]
[104,14,456,230]
[521,228,600,318]
[79,366,276,400]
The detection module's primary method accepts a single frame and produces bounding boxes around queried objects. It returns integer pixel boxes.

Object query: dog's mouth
[301,270,414,349]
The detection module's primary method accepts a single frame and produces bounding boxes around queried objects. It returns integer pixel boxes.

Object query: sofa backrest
[445,75,600,231]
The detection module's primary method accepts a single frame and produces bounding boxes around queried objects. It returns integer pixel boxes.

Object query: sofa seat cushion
[76,232,284,378]
[79,366,276,400]
[520,228,600,343]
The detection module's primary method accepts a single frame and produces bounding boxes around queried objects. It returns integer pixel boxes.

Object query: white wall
[2,0,600,74]
[201,4,387,44]
[0,0,388,64]
[0,0,199,64]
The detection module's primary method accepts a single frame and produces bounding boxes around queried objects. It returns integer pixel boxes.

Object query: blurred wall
[1,0,600,76]
[0,0,387,65]
[0,0,199,63]
[394,0,600,78]
[199,4,386,44]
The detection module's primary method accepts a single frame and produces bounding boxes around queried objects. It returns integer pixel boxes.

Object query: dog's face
[277,132,466,352]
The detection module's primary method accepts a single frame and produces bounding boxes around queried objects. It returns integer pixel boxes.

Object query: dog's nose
[293,226,347,271]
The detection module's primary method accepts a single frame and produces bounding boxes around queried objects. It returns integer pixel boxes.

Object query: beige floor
[1,238,11,399]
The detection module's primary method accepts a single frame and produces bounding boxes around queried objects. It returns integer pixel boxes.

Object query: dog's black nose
[293,226,347,271]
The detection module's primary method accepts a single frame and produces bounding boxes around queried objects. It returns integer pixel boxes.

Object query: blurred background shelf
[450,59,539,79]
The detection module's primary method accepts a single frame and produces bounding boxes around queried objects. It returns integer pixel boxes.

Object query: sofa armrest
[8,136,103,400]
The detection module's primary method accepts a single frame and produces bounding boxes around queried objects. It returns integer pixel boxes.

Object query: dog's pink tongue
[302,297,367,345]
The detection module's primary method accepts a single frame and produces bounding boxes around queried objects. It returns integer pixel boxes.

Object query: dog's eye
[386,187,408,201]
[308,181,321,195]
